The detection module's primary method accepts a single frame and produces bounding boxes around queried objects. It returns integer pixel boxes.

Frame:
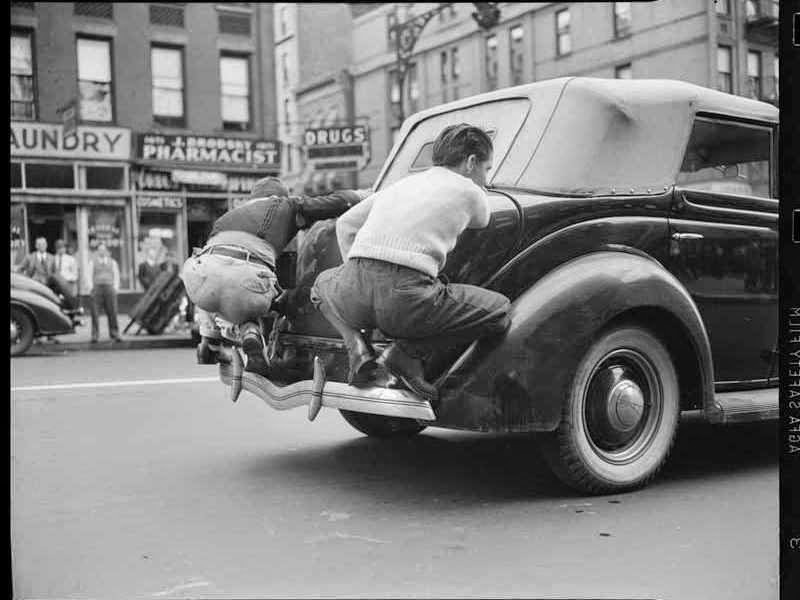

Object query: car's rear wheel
[539,326,680,494]
[339,410,427,438]
[11,306,36,357]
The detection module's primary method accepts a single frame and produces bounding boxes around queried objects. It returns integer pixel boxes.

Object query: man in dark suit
[17,237,55,285]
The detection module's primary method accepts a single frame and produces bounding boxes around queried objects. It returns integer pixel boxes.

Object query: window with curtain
[485,35,498,91]
[747,50,762,99]
[556,9,571,56]
[77,37,113,122]
[220,54,250,131]
[717,45,732,93]
[440,51,448,103]
[151,45,184,126]
[11,30,36,120]
[509,25,524,86]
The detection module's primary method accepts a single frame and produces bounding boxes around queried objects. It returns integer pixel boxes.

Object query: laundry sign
[10,122,131,160]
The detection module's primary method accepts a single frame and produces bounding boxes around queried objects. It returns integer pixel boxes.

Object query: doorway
[26,203,78,253]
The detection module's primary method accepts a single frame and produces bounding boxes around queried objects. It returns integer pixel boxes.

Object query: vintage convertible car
[10,271,83,356]
[216,77,778,494]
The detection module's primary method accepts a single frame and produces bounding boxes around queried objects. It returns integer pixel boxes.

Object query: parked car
[10,271,83,356]
[214,77,779,494]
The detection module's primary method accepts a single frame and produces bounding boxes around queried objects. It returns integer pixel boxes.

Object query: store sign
[137,133,281,168]
[132,167,265,194]
[171,170,227,188]
[304,125,370,171]
[10,122,131,160]
[137,196,185,209]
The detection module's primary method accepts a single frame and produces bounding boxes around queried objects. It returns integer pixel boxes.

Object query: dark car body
[218,77,779,493]
[10,271,81,356]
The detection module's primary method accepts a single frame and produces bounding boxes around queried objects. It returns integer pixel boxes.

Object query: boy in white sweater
[312,124,511,402]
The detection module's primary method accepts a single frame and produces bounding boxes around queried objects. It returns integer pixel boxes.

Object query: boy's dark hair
[431,124,493,167]
[251,176,289,199]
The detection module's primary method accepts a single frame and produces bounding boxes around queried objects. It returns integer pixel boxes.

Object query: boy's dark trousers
[90,283,119,341]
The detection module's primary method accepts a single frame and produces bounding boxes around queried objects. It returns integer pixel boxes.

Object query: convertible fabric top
[379,77,778,197]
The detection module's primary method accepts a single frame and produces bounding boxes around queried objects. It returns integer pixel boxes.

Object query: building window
[220,54,250,131]
[747,50,762,99]
[283,97,291,129]
[717,45,733,93]
[11,162,23,188]
[744,0,757,19]
[407,63,419,114]
[77,37,114,122]
[613,2,632,38]
[615,63,632,79]
[450,47,460,100]
[74,2,113,19]
[440,51,448,103]
[281,52,289,88]
[509,25,524,86]
[485,35,498,91]
[11,30,36,120]
[82,165,126,190]
[715,0,730,15]
[151,45,185,127]
[149,4,185,27]
[556,8,571,56]
[773,55,779,100]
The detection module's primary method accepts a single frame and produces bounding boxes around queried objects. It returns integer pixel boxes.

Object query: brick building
[10,2,279,308]
[272,2,358,194]
[348,0,779,186]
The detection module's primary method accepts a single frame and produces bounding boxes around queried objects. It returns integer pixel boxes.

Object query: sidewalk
[33,313,197,353]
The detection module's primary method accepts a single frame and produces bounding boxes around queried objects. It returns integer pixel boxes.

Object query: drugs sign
[303,125,370,171]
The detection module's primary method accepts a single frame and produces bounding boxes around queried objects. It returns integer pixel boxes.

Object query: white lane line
[11,377,219,392]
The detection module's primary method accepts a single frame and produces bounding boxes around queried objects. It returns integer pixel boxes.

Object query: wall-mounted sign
[10,122,131,160]
[136,133,281,169]
[304,125,370,171]
[132,167,266,193]
[136,196,185,210]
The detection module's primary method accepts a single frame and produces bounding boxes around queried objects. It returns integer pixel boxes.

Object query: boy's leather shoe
[196,336,220,365]
[380,344,438,404]
[241,323,270,377]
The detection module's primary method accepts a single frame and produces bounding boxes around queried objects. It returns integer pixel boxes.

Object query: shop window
[11,30,37,120]
[509,25,524,86]
[556,8,571,57]
[84,165,125,190]
[220,53,251,131]
[10,204,27,269]
[485,35,498,91]
[137,210,179,286]
[77,36,114,122]
[25,163,75,189]
[88,206,131,288]
[152,45,185,127]
[715,0,730,15]
[11,162,23,188]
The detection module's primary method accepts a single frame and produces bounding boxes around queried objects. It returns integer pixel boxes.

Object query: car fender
[435,249,714,432]
[10,289,74,335]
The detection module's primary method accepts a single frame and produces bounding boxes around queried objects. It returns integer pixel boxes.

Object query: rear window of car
[677,117,774,198]
[376,98,530,190]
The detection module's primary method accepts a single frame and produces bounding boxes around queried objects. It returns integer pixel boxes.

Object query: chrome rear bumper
[218,354,436,422]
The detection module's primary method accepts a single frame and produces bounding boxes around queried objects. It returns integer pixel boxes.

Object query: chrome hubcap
[583,349,662,463]
[10,319,19,343]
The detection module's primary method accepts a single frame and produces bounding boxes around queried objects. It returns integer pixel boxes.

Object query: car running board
[218,354,436,423]
[706,387,778,424]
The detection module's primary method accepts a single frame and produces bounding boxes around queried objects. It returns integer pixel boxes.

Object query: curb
[30,337,197,353]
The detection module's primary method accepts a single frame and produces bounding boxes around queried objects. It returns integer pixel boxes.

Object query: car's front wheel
[540,325,680,494]
[11,306,36,357]
[339,410,427,438]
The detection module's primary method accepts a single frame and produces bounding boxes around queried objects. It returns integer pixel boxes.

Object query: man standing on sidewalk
[88,243,122,343]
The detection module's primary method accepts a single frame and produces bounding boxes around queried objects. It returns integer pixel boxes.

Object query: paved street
[11,348,778,600]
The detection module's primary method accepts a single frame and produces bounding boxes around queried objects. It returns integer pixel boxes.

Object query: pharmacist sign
[303,125,370,171]
[136,133,281,169]
[10,122,131,160]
